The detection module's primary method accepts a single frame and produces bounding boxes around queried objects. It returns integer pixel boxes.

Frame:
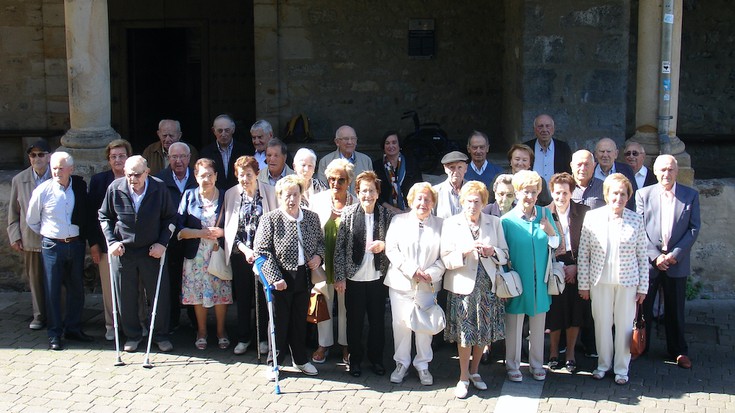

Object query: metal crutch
[108,247,125,366]
[142,223,175,369]
[255,255,280,395]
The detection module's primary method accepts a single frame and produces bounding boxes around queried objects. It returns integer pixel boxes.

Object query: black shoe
[48,336,63,351]
[372,363,386,376]
[65,330,94,343]
[481,348,491,365]
[349,364,362,377]
[548,356,560,370]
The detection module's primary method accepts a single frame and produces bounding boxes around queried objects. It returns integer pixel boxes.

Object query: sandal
[592,369,606,380]
[218,337,230,350]
[311,346,329,364]
[615,374,629,385]
[195,336,207,350]
[532,368,547,381]
[548,357,560,370]
[507,370,523,382]
[565,359,577,373]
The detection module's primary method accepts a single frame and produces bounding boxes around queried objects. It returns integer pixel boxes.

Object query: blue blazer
[177,188,226,259]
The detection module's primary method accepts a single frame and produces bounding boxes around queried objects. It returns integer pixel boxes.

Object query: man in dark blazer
[524,114,573,183]
[26,152,93,350]
[199,114,250,191]
[594,138,638,209]
[99,155,177,353]
[155,142,198,331]
[635,154,700,369]
[624,141,657,189]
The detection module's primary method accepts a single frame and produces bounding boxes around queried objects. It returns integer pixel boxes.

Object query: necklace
[331,193,352,216]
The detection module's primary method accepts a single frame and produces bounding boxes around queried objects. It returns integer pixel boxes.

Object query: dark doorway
[126,27,203,153]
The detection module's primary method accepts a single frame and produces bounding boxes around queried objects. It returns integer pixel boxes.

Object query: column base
[58,127,121,179]
[628,127,695,185]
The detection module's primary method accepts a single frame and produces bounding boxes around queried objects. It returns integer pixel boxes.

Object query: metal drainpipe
[657,0,675,155]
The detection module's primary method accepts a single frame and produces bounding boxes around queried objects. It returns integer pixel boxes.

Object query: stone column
[58,0,119,178]
[629,0,694,183]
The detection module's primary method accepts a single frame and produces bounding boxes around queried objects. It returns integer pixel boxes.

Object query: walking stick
[254,268,262,363]
[108,253,125,366]
[255,255,280,395]
[143,223,176,369]
[101,221,125,366]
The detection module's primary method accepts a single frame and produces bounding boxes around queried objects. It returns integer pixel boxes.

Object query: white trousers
[316,283,347,347]
[389,287,434,370]
[590,283,636,376]
[505,312,546,372]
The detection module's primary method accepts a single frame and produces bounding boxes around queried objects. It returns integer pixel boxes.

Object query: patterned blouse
[234,189,263,252]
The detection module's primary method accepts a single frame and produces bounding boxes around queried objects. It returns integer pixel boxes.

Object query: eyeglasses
[169,155,190,161]
[624,151,640,157]
[328,177,347,185]
[109,154,128,160]
[338,137,357,142]
[29,152,47,158]
[215,128,233,135]
[126,172,145,178]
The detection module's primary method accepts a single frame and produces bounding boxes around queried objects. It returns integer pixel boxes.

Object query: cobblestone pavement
[0,292,733,412]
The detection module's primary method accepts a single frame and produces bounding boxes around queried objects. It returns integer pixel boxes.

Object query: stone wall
[253,0,505,149]
[678,0,735,135]
[0,0,69,130]
[504,0,631,151]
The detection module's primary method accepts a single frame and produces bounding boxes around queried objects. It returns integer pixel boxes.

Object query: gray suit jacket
[635,183,700,278]
[8,167,49,251]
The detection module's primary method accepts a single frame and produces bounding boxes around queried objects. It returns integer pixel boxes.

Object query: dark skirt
[545,252,590,331]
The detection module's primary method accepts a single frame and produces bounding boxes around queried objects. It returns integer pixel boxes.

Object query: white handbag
[546,247,565,296]
[495,262,523,299]
[208,208,232,281]
[409,283,446,335]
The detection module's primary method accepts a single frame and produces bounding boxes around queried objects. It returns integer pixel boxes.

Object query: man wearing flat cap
[432,151,469,219]
[8,140,52,331]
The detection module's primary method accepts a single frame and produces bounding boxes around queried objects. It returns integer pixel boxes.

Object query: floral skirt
[444,263,505,346]
[181,239,233,308]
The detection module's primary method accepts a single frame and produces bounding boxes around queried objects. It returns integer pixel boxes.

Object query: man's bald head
[595,138,619,172]
[571,150,595,187]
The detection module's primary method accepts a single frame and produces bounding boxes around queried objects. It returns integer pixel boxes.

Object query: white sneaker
[105,327,115,341]
[468,373,487,390]
[294,362,318,376]
[418,369,433,386]
[390,363,408,384]
[263,366,277,382]
[455,380,469,399]
[233,341,250,355]
[259,341,269,355]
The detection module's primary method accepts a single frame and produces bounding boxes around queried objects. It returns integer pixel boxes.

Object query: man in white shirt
[26,152,93,350]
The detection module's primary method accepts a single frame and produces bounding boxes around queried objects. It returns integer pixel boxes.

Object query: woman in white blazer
[441,181,508,398]
[578,173,648,385]
[384,182,446,386]
[223,156,277,355]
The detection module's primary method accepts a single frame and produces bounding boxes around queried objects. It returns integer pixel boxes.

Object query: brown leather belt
[48,236,80,243]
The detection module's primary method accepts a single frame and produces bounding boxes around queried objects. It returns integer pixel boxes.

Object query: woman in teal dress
[501,170,559,382]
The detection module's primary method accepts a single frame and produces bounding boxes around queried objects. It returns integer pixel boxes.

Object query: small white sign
[664,13,674,24]
[662,61,671,74]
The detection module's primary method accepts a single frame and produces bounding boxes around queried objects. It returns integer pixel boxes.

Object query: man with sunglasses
[624,141,657,189]
[8,140,52,331]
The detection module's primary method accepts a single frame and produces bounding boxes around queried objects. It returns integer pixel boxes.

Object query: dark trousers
[112,248,170,342]
[643,272,688,357]
[268,266,309,366]
[41,237,85,338]
[231,253,268,344]
[345,278,387,367]
[166,239,185,327]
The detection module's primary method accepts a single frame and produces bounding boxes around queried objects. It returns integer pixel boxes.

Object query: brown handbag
[306,292,330,324]
[630,304,646,360]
